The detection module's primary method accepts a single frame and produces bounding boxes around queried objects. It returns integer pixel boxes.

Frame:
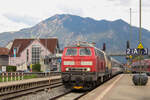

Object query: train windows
[79,48,91,56]
[95,49,98,56]
[95,49,105,59]
[107,56,111,61]
[66,48,77,56]
[99,51,104,59]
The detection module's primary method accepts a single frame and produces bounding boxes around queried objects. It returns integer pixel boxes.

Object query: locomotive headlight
[81,61,93,65]
[65,67,69,71]
[86,67,91,71]
[64,61,75,65]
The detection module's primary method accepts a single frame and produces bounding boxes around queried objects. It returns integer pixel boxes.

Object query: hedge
[6,66,17,72]
[32,64,41,72]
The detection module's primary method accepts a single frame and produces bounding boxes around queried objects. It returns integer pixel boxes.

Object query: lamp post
[132,0,148,86]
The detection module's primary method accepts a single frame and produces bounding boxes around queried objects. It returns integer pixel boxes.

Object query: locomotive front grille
[66,67,90,72]
[70,68,87,71]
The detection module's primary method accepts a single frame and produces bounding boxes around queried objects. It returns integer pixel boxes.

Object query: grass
[0,74,38,82]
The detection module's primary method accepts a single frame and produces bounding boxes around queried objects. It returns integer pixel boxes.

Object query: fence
[0,72,56,82]
[0,72,24,82]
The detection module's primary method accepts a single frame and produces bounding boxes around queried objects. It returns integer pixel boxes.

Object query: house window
[32,45,41,64]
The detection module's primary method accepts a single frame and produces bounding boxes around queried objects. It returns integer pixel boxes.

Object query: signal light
[127,40,130,49]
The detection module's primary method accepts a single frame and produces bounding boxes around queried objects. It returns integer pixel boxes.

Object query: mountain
[1,14,150,55]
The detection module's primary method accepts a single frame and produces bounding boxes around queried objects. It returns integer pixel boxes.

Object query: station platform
[79,74,150,100]
[0,76,61,88]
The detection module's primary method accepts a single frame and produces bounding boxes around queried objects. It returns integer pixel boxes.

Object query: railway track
[0,79,62,100]
[50,91,88,100]
[0,73,122,100]
[50,73,122,100]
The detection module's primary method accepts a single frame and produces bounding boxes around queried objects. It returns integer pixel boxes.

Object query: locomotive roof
[66,44,105,54]
[66,44,93,47]
[65,41,106,55]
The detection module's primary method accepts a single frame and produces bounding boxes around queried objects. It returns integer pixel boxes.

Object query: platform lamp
[132,0,148,86]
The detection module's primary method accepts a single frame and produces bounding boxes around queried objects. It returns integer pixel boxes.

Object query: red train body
[61,42,122,90]
[61,47,108,73]
[132,59,150,75]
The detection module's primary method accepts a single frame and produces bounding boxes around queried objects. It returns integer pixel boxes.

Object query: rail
[0,76,62,99]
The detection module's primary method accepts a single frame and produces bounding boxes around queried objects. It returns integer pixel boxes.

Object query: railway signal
[103,43,106,51]
[126,40,130,49]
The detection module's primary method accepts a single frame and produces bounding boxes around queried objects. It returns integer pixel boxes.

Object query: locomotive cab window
[66,48,77,56]
[79,48,91,56]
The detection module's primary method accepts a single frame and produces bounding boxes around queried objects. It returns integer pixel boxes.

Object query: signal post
[126,0,148,86]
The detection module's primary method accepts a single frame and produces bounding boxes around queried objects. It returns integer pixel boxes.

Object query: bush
[32,64,41,72]
[6,66,16,72]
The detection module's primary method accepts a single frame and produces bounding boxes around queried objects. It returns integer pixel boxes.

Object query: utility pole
[130,0,148,86]
[139,0,142,85]
[126,8,132,73]
[45,38,48,72]
[129,8,132,73]
[139,0,142,43]
[130,8,132,47]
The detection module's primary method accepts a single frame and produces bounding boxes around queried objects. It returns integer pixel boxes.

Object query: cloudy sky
[0,0,150,33]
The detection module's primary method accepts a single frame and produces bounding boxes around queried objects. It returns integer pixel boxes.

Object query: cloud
[119,0,131,6]
[107,0,131,6]
[0,15,29,33]
[0,0,149,32]
[143,0,150,8]
[3,13,40,26]
[58,5,83,16]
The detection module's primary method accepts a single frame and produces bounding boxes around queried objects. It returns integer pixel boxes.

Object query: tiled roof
[9,38,59,57]
[0,47,9,55]
[39,39,59,54]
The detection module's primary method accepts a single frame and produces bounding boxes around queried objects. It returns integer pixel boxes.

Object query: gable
[9,39,34,57]
[9,38,59,57]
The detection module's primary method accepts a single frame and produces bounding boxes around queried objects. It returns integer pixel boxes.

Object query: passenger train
[131,59,150,75]
[61,41,123,90]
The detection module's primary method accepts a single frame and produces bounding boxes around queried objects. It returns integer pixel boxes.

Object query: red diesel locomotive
[61,42,120,90]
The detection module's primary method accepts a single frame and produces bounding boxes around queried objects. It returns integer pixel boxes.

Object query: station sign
[126,48,148,55]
